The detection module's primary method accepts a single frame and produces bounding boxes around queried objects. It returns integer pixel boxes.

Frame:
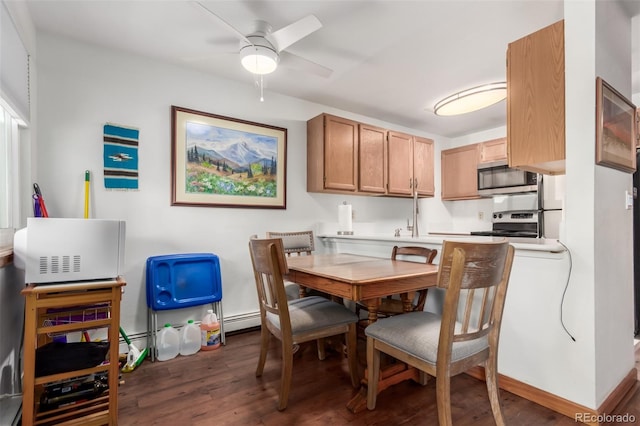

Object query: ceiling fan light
[240,45,279,75]
[433,82,507,116]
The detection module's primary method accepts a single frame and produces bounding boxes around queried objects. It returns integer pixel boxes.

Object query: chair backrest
[436,239,514,366]
[266,230,315,256]
[391,246,437,264]
[248,238,292,335]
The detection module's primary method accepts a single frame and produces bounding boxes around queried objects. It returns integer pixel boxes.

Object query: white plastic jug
[156,323,180,361]
[179,320,201,356]
[200,309,221,351]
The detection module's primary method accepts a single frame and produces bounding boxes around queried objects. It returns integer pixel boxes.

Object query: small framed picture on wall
[595,77,637,173]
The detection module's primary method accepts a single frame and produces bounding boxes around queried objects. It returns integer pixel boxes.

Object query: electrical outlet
[478,212,484,220]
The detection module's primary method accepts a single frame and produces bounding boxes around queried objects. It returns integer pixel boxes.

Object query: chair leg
[256,326,270,377]
[346,324,359,388]
[366,336,381,410]
[317,337,326,360]
[485,355,506,426]
[436,375,453,426]
[278,339,294,411]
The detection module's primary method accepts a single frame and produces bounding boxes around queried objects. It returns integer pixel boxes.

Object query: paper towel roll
[338,203,353,234]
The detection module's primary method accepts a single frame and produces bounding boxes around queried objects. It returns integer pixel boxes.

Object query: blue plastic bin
[145,253,224,361]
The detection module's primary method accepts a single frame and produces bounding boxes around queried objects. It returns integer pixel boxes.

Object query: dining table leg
[347,362,423,413]
[346,293,424,413]
[362,298,380,325]
[400,291,416,313]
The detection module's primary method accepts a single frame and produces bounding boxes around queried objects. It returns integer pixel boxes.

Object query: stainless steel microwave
[477,160,538,196]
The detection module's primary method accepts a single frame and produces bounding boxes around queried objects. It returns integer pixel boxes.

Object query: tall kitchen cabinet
[441,144,480,200]
[307,113,434,198]
[507,20,565,175]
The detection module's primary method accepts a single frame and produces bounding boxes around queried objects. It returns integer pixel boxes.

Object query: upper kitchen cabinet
[413,136,435,196]
[441,144,480,200]
[307,113,434,198]
[387,132,435,197]
[507,20,565,175]
[478,137,507,164]
[387,131,413,196]
[359,124,387,194]
[307,114,359,193]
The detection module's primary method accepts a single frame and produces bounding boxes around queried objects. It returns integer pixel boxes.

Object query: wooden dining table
[285,252,439,413]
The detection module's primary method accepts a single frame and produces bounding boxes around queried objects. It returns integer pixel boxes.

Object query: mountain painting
[172,106,286,208]
[184,121,279,198]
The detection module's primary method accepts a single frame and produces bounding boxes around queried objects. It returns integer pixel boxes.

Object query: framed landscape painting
[595,77,637,173]
[171,106,287,208]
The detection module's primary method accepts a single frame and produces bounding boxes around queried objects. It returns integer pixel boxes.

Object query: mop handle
[119,326,132,345]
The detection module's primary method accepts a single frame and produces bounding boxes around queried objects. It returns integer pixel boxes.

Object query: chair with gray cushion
[365,239,514,425]
[248,237,359,410]
[266,230,315,300]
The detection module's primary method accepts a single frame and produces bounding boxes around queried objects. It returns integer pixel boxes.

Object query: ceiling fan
[193,1,332,79]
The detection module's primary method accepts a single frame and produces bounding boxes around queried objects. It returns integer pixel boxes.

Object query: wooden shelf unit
[21,278,125,426]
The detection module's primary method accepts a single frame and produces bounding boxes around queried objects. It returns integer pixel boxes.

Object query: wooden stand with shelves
[21,278,125,426]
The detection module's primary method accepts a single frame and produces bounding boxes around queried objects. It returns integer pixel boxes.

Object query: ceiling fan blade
[269,15,322,52]
[280,51,333,78]
[192,1,252,47]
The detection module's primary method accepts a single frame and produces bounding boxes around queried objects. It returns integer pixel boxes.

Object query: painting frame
[171,106,287,208]
[595,77,637,173]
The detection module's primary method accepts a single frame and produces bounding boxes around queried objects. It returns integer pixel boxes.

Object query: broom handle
[84,170,90,219]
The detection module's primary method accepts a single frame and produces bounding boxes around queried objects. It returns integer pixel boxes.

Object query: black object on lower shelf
[39,373,109,412]
[35,342,109,377]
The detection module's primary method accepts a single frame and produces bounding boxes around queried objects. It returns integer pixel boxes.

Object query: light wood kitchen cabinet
[441,144,480,200]
[413,136,435,196]
[307,114,359,193]
[507,20,565,175]
[478,137,507,163]
[359,124,387,194]
[307,113,434,198]
[387,131,414,196]
[387,132,435,197]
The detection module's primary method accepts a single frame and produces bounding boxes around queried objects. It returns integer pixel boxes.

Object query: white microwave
[13,218,126,284]
[477,160,538,196]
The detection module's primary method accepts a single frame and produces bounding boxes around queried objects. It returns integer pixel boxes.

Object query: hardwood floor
[118,329,640,425]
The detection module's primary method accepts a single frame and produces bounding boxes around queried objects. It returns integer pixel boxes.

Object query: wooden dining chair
[365,239,514,426]
[248,237,360,410]
[356,246,437,318]
[266,230,315,300]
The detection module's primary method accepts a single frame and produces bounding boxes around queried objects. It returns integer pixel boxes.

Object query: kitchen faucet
[406,178,419,237]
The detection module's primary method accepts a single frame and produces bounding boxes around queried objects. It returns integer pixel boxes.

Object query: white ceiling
[23,0,640,138]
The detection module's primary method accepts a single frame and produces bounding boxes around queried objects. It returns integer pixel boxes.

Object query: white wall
[593,0,635,405]
[563,0,636,409]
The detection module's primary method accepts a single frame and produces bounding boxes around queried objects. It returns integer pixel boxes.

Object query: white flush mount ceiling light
[433,82,507,116]
[240,38,279,75]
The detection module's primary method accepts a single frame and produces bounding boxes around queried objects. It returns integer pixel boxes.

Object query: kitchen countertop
[318,233,566,253]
